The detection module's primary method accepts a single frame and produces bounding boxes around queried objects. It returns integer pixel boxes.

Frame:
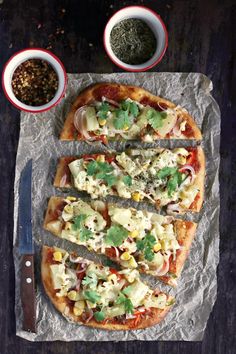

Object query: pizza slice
[54,147,205,213]
[42,245,174,330]
[44,197,197,286]
[60,83,202,143]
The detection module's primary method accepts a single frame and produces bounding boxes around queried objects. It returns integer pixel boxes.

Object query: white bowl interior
[105,7,167,70]
[3,49,66,111]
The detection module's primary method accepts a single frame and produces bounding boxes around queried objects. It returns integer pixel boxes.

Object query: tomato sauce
[182,123,194,138]
[186,148,200,172]
[93,85,120,101]
[140,97,167,111]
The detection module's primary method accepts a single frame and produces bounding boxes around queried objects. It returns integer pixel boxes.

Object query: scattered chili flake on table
[11,59,58,106]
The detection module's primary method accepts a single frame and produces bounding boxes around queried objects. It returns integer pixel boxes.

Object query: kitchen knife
[18,159,36,333]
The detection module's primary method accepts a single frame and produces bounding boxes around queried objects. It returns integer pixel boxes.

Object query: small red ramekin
[104,5,168,72]
[2,48,67,113]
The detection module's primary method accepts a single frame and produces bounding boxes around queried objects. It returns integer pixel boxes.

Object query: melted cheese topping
[68,148,197,209]
[49,248,172,321]
[78,98,187,141]
[50,198,181,276]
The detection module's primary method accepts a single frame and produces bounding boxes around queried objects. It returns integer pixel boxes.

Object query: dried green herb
[110,18,157,65]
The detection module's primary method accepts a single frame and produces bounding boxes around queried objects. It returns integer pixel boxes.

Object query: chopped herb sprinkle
[110,18,157,65]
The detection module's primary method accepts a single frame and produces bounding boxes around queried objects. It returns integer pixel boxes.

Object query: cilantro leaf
[80,228,93,241]
[115,293,134,314]
[82,273,97,289]
[147,108,167,129]
[72,214,93,241]
[121,100,139,117]
[105,225,128,247]
[94,311,105,322]
[136,233,156,262]
[97,102,110,120]
[157,167,178,179]
[86,160,117,187]
[72,214,87,231]
[122,175,132,186]
[114,109,132,130]
[84,290,101,304]
[122,285,133,295]
[157,167,184,196]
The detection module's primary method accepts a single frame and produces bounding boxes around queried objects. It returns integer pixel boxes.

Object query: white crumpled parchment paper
[13,73,220,341]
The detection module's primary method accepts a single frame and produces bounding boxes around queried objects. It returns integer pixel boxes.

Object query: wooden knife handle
[20,254,36,333]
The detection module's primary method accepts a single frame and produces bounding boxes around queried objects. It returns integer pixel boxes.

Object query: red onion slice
[75,279,81,291]
[85,309,94,323]
[59,174,67,188]
[179,164,195,180]
[126,313,136,320]
[155,259,170,276]
[172,119,182,137]
[102,96,119,107]
[113,246,120,259]
[74,106,97,142]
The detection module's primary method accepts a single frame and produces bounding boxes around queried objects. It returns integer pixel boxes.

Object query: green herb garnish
[82,273,98,289]
[115,293,134,314]
[120,100,139,117]
[86,160,117,187]
[97,102,110,120]
[157,167,183,196]
[83,290,101,304]
[72,214,93,241]
[136,233,156,262]
[122,175,132,186]
[94,311,105,322]
[113,108,133,130]
[147,108,167,129]
[105,225,128,247]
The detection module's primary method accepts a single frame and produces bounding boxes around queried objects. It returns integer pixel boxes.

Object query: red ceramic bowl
[2,48,67,113]
[104,5,168,72]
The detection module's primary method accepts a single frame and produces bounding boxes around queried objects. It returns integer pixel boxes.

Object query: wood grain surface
[0,0,235,353]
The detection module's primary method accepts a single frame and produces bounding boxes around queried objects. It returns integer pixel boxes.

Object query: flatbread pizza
[44,197,197,286]
[60,83,202,143]
[54,147,205,213]
[42,245,174,330]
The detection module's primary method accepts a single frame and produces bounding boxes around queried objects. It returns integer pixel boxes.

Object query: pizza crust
[60,82,202,141]
[41,246,174,330]
[188,146,205,212]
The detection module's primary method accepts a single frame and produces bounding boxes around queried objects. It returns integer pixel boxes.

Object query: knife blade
[18,160,36,333]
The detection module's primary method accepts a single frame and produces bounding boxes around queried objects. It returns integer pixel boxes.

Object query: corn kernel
[107,273,117,282]
[128,256,138,268]
[129,230,139,238]
[67,290,79,301]
[153,242,162,252]
[123,125,129,131]
[74,300,85,312]
[98,118,107,126]
[96,155,105,163]
[132,192,141,202]
[66,196,77,202]
[120,252,131,261]
[65,221,72,230]
[73,306,83,316]
[64,204,73,214]
[53,251,62,262]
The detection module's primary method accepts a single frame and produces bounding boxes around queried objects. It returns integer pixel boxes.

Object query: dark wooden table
[0,0,235,353]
